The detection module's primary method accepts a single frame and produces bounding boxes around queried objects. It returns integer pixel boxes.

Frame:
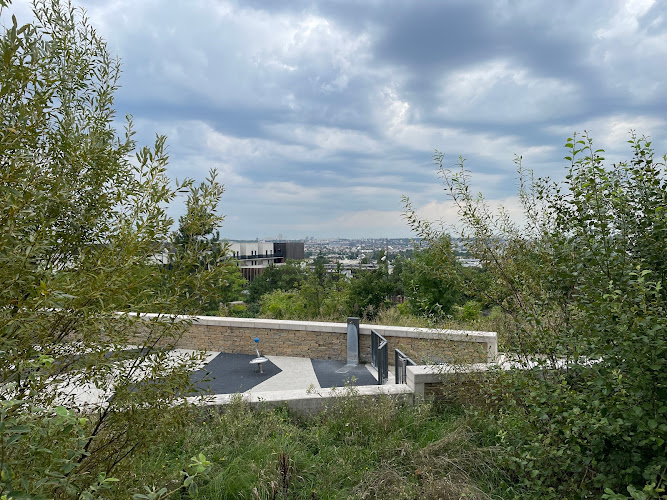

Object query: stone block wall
[141,315,499,364]
[181,323,348,360]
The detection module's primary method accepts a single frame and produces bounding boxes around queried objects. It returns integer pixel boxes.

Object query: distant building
[228,241,304,281]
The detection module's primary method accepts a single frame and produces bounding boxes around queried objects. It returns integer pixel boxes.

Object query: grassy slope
[122,394,509,499]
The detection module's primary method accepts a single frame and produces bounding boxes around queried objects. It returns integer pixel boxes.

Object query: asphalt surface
[311,359,378,388]
[190,352,379,395]
[191,352,282,394]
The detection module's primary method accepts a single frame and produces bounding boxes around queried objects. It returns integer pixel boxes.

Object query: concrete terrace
[190,351,380,395]
[61,316,499,414]
[185,349,415,414]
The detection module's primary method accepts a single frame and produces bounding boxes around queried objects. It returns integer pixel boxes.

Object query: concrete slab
[247,355,319,393]
[188,384,414,415]
[47,348,404,411]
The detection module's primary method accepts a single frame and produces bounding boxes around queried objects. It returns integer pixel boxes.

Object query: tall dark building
[273,242,304,261]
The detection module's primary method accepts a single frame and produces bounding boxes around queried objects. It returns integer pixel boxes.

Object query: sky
[6,0,667,239]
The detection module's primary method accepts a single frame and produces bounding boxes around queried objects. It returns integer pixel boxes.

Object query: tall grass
[122,394,506,499]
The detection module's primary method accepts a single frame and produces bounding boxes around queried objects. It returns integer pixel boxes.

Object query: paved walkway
[60,348,388,410]
[191,351,381,396]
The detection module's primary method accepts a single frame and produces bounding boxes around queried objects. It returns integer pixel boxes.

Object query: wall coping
[406,363,494,386]
[137,313,496,341]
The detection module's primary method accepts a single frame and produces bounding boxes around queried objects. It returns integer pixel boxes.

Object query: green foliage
[259,289,307,320]
[247,261,307,305]
[0,400,90,497]
[411,133,667,497]
[164,169,246,315]
[319,286,351,320]
[130,453,212,500]
[256,261,401,321]
[128,169,246,316]
[0,0,232,495]
[126,398,499,499]
[345,267,395,319]
[454,300,482,321]
[396,234,462,318]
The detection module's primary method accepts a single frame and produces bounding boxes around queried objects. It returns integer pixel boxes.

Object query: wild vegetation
[403,136,667,498]
[1,0,665,499]
[0,0,235,496]
[125,395,502,499]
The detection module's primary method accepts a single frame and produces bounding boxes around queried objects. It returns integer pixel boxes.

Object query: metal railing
[370,330,388,385]
[234,253,281,260]
[394,349,416,385]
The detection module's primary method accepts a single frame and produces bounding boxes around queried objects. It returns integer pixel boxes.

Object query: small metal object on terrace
[394,348,416,384]
[250,336,268,374]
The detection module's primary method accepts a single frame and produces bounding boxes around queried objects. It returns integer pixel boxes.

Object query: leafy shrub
[0,1,228,495]
[408,133,667,498]
[259,289,307,320]
[455,300,482,321]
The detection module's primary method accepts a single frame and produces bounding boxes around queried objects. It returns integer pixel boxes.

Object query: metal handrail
[371,329,388,385]
[234,253,281,260]
[394,349,416,384]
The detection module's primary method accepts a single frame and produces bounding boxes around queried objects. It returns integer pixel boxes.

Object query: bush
[0,1,227,495]
[455,300,482,321]
[259,289,307,320]
[408,133,667,498]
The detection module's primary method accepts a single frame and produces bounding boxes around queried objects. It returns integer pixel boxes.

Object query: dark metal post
[371,329,377,367]
[378,340,388,385]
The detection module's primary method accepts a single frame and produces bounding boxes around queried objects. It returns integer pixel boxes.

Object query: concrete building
[229,241,304,281]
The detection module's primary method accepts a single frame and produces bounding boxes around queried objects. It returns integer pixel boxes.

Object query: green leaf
[54,406,69,417]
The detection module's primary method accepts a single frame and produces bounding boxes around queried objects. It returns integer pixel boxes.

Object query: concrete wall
[406,363,494,403]
[191,384,414,416]
[137,314,497,364]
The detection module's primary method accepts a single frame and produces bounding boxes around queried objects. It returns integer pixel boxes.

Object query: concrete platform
[48,348,396,412]
[191,351,381,396]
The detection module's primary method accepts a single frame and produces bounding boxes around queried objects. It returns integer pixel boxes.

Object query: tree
[246,260,307,305]
[345,267,394,319]
[406,134,667,497]
[166,170,246,315]
[256,259,352,321]
[259,289,307,320]
[0,1,222,495]
[396,233,462,319]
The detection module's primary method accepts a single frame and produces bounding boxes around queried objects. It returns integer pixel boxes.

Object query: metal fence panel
[394,348,416,385]
[371,330,388,385]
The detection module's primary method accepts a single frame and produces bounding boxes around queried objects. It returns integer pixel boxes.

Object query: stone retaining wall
[138,314,498,364]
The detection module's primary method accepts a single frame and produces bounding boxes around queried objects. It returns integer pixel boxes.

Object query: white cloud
[79,0,373,111]
[377,85,412,132]
[5,0,667,238]
[544,114,667,159]
[271,194,529,239]
[416,194,524,227]
[589,0,667,102]
[437,60,580,123]
[264,124,383,154]
[595,0,656,39]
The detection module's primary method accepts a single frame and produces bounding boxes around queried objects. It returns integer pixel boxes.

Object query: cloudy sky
[7,0,667,239]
